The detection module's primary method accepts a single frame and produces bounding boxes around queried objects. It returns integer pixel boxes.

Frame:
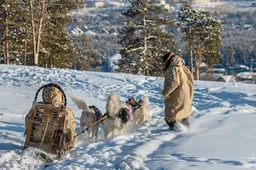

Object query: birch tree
[28,0,83,66]
[28,0,46,66]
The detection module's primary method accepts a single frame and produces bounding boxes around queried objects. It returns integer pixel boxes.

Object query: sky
[0,64,256,170]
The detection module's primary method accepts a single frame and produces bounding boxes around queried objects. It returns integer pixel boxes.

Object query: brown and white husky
[71,96,102,141]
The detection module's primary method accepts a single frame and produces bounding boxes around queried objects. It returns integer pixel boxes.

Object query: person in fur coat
[162,52,194,130]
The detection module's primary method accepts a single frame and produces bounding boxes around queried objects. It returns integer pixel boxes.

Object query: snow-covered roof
[108,2,125,7]
[239,65,249,70]
[85,30,96,36]
[200,62,207,67]
[109,53,121,60]
[111,32,118,36]
[71,27,83,36]
[236,72,256,79]
[244,24,253,28]
[217,75,236,83]
[211,68,225,73]
[95,2,105,8]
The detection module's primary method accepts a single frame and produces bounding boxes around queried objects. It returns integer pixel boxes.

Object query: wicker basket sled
[24,83,75,161]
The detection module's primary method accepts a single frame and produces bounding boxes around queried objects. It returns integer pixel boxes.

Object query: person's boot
[181,117,190,128]
[165,120,176,131]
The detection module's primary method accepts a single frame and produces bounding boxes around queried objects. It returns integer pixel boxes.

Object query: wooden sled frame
[24,83,72,157]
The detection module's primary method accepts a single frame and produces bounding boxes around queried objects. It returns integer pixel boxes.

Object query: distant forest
[70,4,256,70]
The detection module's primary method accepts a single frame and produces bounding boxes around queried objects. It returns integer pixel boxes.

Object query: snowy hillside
[0,65,256,170]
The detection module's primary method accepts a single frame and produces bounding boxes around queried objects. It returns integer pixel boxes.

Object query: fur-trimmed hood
[168,55,185,68]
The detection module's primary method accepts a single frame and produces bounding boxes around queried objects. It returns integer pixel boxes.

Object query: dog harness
[89,105,102,121]
[126,105,133,123]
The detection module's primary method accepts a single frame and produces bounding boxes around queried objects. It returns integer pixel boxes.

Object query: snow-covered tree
[178,1,222,80]
[12,0,32,65]
[1,0,84,67]
[193,11,222,79]
[0,0,22,64]
[118,0,175,76]
[28,0,84,67]
[177,0,198,73]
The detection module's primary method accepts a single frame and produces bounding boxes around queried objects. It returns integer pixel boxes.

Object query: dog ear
[127,97,138,107]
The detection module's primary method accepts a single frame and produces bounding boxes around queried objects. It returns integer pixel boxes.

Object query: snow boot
[165,120,176,131]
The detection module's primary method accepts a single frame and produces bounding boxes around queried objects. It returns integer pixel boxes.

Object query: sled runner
[24,83,76,161]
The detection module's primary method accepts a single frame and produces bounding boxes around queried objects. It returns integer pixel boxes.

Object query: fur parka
[162,55,194,122]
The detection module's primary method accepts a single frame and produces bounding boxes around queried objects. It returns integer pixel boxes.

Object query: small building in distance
[236,72,256,83]
[216,75,236,83]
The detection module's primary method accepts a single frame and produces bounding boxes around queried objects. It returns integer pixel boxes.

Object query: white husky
[133,96,150,124]
[102,93,130,139]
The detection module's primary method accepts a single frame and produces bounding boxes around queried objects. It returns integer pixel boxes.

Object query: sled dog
[71,96,102,141]
[133,96,150,124]
[102,93,131,139]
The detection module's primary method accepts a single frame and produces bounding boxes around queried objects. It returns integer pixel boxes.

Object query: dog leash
[74,114,109,138]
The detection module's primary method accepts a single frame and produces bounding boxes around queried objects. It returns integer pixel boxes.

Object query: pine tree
[27,0,84,67]
[178,1,222,80]
[0,0,22,64]
[201,17,222,69]
[10,0,32,65]
[28,0,46,66]
[178,0,199,73]
[1,0,85,67]
[193,12,222,80]
[19,1,33,65]
[119,0,175,76]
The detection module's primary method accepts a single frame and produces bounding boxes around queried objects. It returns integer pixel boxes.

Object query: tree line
[0,0,101,70]
[1,0,223,80]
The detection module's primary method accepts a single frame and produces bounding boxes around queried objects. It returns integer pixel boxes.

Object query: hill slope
[0,65,256,170]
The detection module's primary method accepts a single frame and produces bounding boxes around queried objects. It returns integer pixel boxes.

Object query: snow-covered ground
[0,64,256,170]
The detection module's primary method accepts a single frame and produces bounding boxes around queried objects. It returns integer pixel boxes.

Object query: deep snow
[0,65,256,170]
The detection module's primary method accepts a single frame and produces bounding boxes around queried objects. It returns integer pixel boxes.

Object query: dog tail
[71,96,90,113]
